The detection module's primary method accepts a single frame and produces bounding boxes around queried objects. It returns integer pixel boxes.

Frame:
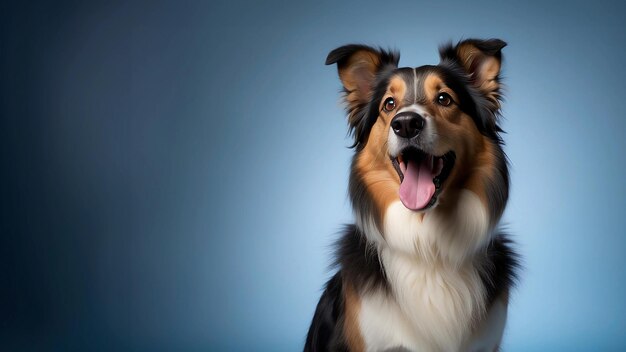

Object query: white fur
[359,290,421,351]
[387,125,402,158]
[384,192,491,266]
[359,288,508,352]
[354,208,385,247]
[378,248,485,351]
[463,297,508,351]
[396,104,428,116]
[357,193,499,351]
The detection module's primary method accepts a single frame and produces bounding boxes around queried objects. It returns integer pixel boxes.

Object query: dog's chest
[357,250,493,351]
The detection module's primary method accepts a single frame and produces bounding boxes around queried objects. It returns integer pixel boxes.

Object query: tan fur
[423,74,461,123]
[356,77,408,222]
[420,73,492,212]
[456,43,502,108]
[337,50,383,126]
[343,281,365,352]
[464,139,501,210]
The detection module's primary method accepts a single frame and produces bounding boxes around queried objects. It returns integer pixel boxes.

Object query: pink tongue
[399,157,436,210]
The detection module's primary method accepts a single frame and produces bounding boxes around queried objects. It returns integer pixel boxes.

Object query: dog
[304,39,519,351]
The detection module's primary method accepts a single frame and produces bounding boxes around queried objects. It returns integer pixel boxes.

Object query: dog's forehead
[388,66,444,104]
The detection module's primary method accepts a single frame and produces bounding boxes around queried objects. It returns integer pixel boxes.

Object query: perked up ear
[326,45,399,129]
[440,39,506,111]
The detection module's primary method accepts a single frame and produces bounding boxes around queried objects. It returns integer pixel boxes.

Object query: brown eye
[437,92,453,107]
[383,97,396,112]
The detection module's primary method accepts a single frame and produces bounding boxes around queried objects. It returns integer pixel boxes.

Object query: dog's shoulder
[304,225,388,351]
[304,272,346,352]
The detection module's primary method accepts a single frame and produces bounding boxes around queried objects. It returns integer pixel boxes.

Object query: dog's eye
[436,93,453,107]
[383,97,396,112]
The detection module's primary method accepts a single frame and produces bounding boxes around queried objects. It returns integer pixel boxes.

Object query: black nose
[391,112,425,139]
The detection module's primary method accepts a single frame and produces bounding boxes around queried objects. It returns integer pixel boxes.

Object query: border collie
[305,39,519,351]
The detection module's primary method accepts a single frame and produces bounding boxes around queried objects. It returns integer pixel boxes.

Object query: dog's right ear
[326,45,399,129]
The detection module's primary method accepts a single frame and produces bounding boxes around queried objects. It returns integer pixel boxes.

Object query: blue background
[2,0,625,350]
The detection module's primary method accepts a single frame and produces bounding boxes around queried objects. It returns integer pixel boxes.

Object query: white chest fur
[363,250,485,351]
[357,193,506,351]
[358,284,507,352]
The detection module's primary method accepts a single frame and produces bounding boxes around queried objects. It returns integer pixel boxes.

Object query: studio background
[2,1,625,351]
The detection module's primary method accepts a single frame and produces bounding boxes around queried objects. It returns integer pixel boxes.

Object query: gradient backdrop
[2,1,626,351]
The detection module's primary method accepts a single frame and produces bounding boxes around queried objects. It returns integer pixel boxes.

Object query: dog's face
[327,40,509,249]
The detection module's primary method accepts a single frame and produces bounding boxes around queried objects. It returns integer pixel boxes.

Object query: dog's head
[327,39,509,258]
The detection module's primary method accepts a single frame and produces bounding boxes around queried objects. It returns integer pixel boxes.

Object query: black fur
[325,44,399,74]
[481,233,520,306]
[355,68,396,150]
[304,225,387,351]
[485,149,510,223]
[334,225,388,293]
[304,273,347,352]
[439,39,506,63]
[348,155,383,235]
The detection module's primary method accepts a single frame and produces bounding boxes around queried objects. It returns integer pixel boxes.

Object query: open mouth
[390,147,456,211]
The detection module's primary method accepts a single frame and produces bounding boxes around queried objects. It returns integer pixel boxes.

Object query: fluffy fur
[305,39,519,352]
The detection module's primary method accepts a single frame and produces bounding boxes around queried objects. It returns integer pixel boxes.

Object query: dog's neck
[355,191,494,350]
[358,190,494,268]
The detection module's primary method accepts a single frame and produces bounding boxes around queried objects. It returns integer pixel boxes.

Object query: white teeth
[400,160,406,174]
[434,157,444,176]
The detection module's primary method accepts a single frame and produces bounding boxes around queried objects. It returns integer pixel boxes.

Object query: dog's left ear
[440,39,506,110]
